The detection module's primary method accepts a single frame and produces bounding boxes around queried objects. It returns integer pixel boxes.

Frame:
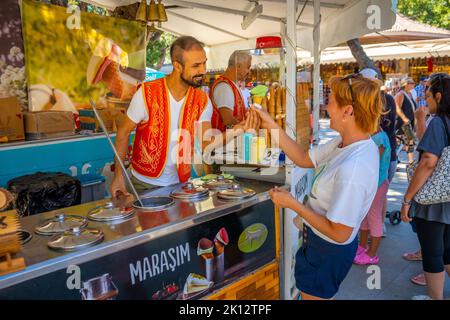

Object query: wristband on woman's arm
[402,198,412,206]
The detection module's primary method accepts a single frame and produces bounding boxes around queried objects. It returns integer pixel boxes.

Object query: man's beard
[181,73,204,88]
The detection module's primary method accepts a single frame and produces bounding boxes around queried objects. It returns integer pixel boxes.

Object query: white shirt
[410,88,418,103]
[305,136,379,245]
[241,88,251,109]
[127,86,213,186]
[212,81,244,112]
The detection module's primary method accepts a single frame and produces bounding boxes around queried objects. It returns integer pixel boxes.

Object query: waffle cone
[214,241,224,255]
[101,61,125,99]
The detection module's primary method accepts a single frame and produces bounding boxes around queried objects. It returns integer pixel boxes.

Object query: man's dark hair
[170,36,205,65]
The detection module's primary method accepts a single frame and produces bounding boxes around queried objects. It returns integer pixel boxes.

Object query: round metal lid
[217,184,256,200]
[47,227,104,251]
[171,182,209,199]
[203,175,235,190]
[87,202,134,222]
[35,214,88,236]
[132,196,175,211]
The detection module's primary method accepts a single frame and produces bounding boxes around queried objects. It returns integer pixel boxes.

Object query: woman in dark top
[381,91,398,175]
[395,78,418,164]
[401,73,450,300]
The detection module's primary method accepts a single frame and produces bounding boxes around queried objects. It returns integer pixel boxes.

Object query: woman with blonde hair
[252,74,383,300]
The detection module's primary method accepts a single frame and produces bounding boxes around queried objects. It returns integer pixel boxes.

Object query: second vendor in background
[210,51,252,131]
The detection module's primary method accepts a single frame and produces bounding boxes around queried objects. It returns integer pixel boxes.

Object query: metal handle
[89,99,143,207]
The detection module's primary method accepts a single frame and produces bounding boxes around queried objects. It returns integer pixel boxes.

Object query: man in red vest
[111,37,258,196]
[211,51,252,131]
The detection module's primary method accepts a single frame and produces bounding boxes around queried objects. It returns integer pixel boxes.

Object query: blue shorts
[295,225,358,299]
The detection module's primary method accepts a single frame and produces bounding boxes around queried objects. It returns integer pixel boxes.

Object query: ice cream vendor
[111,37,260,196]
[210,51,252,132]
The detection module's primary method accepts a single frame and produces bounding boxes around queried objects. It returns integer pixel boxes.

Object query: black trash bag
[7,172,81,217]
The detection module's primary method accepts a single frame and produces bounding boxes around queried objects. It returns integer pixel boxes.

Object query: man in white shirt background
[210,51,252,131]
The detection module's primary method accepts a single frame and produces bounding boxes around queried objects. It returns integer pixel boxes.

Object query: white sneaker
[411,295,432,300]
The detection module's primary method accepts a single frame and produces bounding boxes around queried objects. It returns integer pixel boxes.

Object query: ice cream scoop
[197,238,214,259]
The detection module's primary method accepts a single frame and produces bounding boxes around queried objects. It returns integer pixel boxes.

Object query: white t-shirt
[410,88,418,103]
[212,81,245,112]
[127,86,213,186]
[241,88,251,109]
[304,136,379,245]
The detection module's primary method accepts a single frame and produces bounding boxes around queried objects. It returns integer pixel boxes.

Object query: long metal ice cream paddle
[89,99,143,207]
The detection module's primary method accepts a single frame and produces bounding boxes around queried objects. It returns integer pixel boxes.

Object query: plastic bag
[7,172,81,217]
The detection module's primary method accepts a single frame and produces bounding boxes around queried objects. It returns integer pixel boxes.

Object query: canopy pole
[312,0,321,144]
[284,0,297,187]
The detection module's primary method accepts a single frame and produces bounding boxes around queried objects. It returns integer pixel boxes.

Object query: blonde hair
[329,75,383,134]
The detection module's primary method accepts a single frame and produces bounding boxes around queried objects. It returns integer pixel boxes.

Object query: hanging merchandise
[427,56,434,72]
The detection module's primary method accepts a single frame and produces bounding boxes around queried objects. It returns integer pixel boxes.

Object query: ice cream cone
[197,238,214,260]
[214,239,224,255]
[101,62,125,99]
[215,227,229,246]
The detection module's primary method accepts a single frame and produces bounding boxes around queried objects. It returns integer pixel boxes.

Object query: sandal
[403,250,422,261]
[410,273,427,286]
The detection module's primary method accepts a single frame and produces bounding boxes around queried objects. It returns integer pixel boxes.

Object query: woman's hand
[268,187,296,209]
[234,109,260,133]
[250,105,278,130]
[415,106,428,125]
[400,203,412,223]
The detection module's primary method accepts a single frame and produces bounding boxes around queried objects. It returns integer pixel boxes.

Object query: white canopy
[313,38,450,65]
[82,0,397,69]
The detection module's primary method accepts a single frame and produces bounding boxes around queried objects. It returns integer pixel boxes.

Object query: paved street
[317,119,450,300]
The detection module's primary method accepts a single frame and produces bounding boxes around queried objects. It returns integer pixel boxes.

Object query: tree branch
[346,38,382,79]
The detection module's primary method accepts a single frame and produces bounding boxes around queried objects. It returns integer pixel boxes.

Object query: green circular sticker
[238,223,268,253]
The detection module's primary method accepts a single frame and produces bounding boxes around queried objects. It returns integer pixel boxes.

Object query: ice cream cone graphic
[197,238,214,260]
[214,227,229,255]
[86,38,136,100]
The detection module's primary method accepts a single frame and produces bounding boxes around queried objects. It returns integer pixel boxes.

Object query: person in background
[252,73,382,300]
[402,72,450,287]
[410,78,418,103]
[239,80,252,110]
[354,124,390,265]
[401,73,450,300]
[360,69,398,238]
[210,51,252,131]
[354,65,391,265]
[381,88,398,236]
[395,77,417,164]
[415,76,429,109]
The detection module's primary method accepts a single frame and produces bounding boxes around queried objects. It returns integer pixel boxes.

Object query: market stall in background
[0,0,398,300]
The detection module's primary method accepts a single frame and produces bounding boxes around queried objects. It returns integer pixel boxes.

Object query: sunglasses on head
[341,73,363,112]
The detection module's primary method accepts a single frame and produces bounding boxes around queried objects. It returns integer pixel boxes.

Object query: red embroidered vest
[210,76,246,132]
[131,78,208,183]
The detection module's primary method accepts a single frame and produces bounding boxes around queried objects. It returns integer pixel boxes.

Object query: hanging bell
[135,0,147,22]
[148,23,157,33]
[157,0,168,27]
[147,0,159,22]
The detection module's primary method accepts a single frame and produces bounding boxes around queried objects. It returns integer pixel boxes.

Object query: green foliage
[397,0,450,30]
[146,32,177,69]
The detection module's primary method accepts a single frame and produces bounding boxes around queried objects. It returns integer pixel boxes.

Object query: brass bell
[147,0,159,22]
[135,0,147,22]
[157,0,168,27]
[148,23,157,33]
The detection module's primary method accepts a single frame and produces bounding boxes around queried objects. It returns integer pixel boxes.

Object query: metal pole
[312,0,321,144]
[89,99,143,206]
